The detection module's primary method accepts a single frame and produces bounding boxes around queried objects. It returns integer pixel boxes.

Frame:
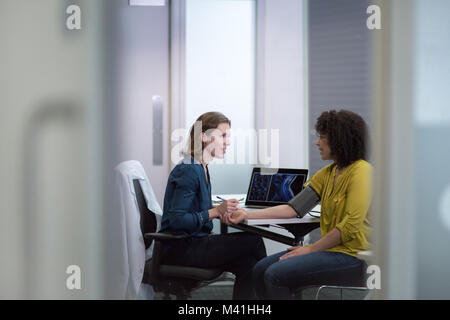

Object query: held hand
[279,246,313,261]
[219,207,247,225]
[226,208,248,225]
[216,199,239,217]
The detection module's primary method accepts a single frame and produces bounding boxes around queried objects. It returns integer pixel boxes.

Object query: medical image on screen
[266,174,304,202]
[247,172,306,203]
[247,173,272,201]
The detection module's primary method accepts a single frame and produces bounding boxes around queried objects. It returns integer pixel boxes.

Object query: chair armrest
[144,232,190,241]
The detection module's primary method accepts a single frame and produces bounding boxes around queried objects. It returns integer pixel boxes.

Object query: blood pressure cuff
[287,186,321,218]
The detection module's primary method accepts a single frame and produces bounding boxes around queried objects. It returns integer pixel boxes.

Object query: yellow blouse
[308,160,372,257]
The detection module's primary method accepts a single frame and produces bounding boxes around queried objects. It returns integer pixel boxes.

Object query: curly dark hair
[315,109,368,168]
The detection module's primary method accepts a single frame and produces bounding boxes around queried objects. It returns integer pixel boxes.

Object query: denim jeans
[252,250,364,300]
[162,232,267,300]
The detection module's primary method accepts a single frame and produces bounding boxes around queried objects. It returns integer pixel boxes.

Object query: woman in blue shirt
[160,112,266,300]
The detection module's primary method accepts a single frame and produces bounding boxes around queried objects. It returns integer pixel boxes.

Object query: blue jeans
[252,250,364,300]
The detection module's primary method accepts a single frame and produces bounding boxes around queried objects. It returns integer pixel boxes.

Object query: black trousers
[162,232,267,299]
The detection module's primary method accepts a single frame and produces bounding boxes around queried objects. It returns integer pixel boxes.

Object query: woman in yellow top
[224,109,372,299]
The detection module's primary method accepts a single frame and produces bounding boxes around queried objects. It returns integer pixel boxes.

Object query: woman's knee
[252,256,268,281]
[263,264,283,288]
[252,252,283,281]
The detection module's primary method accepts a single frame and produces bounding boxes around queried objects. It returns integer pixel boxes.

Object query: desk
[214,194,321,246]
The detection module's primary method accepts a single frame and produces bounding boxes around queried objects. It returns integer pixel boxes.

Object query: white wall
[113,1,170,205]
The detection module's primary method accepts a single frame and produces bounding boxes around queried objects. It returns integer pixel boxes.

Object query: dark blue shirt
[160,157,213,237]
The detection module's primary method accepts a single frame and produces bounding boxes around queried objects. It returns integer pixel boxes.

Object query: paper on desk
[212,194,246,204]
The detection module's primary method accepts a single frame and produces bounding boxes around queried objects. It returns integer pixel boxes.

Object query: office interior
[1,0,449,300]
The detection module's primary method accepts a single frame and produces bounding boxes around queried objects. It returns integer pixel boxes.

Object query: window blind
[308,0,373,175]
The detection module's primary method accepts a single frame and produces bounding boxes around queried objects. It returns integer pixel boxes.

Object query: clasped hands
[214,199,314,261]
[215,198,247,225]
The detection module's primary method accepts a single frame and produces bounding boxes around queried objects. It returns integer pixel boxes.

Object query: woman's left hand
[279,246,313,261]
[220,208,247,225]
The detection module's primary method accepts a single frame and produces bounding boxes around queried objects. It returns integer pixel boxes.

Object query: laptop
[243,167,309,209]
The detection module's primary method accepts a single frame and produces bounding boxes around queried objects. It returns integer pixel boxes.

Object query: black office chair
[132,179,224,300]
[292,260,368,300]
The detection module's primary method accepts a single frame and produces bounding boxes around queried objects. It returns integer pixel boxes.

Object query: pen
[216,196,245,202]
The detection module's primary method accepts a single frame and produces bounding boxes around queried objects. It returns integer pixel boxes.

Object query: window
[185,0,255,134]
[185,0,256,194]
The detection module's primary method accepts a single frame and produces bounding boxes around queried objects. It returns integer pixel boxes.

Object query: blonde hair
[183,112,231,161]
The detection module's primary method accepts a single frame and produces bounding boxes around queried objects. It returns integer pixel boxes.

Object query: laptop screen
[245,168,309,207]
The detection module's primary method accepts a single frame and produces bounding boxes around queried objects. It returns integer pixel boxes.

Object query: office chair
[293,260,368,300]
[132,179,225,300]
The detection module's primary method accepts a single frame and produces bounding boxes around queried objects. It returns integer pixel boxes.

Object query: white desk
[214,194,321,246]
